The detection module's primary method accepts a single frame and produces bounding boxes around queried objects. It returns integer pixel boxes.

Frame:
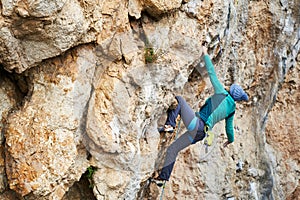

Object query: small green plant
[144,44,165,64]
[86,166,97,188]
[145,46,157,63]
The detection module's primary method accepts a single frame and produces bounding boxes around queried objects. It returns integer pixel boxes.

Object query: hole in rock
[62,169,97,200]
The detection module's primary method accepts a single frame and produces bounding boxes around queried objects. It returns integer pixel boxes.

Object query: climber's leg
[164,104,181,128]
[161,96,196,132]
[175,96,196,127]
[158,119,205,181]
[157,96,206,181]
[158,130,193,180]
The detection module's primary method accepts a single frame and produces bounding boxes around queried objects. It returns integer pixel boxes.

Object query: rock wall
[0,0,299,199]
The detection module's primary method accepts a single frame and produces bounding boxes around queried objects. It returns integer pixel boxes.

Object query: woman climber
[155,45,249,184]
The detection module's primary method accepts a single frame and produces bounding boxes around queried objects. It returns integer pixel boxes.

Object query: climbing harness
[187,117,198,132]
[203,125,214,153]
[198,124,218,162]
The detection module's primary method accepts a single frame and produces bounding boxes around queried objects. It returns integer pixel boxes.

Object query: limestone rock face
[265,61,300,199]
[0,0,90,73]
[4,46,95,198]
[0,71,22,193]
[142,0,182,16]
[0,0,299,200]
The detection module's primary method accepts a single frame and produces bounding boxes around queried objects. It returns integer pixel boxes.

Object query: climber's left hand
[223,140,231,148]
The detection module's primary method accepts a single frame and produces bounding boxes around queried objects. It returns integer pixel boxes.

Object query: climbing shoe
[158,125,174,133]
[150,177,166,187]
[154,180,165,187]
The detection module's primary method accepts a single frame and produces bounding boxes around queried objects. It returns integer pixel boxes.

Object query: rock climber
[155,45,249,185]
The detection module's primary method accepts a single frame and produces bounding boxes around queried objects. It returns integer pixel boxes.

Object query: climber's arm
[202,46,224,94]
[224,112,235,146]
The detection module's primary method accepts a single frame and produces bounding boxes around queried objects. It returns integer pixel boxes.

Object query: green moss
[144,38,164,64]
[86,166,97,188]
[145,46,157,63]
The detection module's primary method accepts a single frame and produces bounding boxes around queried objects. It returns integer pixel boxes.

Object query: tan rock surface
[0,71,22,193]
[142,0,182,16]
[265,59,300,199]
[4,46,95,198]
[0,0,298,199]
[0,0,90,73]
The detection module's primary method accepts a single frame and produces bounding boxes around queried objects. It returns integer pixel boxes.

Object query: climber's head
[230,84,249,101]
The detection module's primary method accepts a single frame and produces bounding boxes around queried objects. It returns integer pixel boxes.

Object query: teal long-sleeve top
[199,55,236,143]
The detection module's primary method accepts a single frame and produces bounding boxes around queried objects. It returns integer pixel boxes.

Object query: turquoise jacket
[197,55,236,143]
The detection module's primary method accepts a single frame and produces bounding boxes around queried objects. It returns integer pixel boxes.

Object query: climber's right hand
[202,45,208,55]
